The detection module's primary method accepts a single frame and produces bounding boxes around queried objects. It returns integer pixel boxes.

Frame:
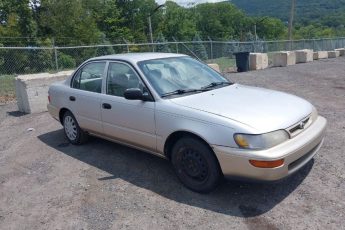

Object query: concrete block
[313,52,319,60]
[207,63,220,72]
[272,51,296,67]
[314,51,328,59]
[249,53,269,70]
[328,51,340,58]
[335,48,345,56]
[15,71,73,114]
[295,49,313,63]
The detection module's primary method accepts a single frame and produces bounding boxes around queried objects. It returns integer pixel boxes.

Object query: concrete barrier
[207,63,220,72]
[295,49,313,63]
[15,71,73,114]
[313,51,328,60]
[272,51,296,67]
[335,48,345,56]
[249,53,268,70]
[328,51,340,58]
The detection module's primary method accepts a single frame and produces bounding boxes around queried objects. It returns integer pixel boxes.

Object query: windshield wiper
[201,82,233,90]
[161,89,207,98]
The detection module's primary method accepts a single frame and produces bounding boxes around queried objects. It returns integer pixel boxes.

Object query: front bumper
[212,116,327,181]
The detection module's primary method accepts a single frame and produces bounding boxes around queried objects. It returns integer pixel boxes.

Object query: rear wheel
[171,136,222,193]
[62,111,88,145]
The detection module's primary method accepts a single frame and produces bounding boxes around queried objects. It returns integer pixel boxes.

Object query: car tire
[171,136,222,193]
[62,111,88,145]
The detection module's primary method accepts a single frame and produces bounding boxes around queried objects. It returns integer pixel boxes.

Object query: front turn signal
[249,159,284,168]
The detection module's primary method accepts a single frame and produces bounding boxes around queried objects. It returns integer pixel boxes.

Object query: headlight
[234,130,289,150]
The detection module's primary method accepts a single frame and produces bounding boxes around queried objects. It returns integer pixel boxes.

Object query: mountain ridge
[229,0,345,26]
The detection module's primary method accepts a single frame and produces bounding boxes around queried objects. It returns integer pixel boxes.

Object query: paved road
[0,57,344,229]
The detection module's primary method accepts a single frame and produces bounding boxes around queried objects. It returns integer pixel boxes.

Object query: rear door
[68,61,106,133]
[99,61,156,151]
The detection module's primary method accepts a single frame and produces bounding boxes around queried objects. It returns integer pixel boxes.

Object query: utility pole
[148,4,165,44]
[148,16,153,44]
[288,0,296,41]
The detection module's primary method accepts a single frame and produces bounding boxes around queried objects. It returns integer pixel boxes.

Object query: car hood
[170,84,313,133]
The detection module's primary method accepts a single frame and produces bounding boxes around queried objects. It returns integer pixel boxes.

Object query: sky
[155,0,225,7]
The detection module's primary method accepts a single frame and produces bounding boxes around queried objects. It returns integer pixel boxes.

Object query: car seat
[128,74,140,89]
[108,73,128,97]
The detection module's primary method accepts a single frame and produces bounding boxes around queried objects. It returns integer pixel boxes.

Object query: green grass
[206,57,236,72]
[0,75,16,103]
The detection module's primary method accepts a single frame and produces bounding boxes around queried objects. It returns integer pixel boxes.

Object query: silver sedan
[48,53,327,193]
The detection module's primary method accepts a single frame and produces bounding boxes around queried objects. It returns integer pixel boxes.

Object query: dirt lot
[0,57,345,230]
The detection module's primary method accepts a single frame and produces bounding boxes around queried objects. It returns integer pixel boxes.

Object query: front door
[100,61,156,151]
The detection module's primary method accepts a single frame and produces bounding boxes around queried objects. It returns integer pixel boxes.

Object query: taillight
[48,95,51,103]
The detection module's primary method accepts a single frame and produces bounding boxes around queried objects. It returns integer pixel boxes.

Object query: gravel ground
[0,57,345,230]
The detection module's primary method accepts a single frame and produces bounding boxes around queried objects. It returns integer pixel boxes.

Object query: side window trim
[101,61,109,94]
[70,60,107,94]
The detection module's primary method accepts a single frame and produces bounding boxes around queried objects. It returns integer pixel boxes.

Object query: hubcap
[64,116,77,141]
[180,148,208,182]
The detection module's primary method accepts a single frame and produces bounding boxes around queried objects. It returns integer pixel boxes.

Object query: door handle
[69,96,76,101]
[102,103,112,109]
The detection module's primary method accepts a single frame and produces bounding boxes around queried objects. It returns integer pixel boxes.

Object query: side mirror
[124,88,143,100]
[124,88,153,101]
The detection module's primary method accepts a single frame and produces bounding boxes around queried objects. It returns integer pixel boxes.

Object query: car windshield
[137,57,231,97]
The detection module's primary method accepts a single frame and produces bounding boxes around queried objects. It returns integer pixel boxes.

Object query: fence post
[52,38,58,71]
[208,36,213,60]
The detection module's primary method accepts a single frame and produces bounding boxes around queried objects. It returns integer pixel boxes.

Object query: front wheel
[63,111,88,145]
[171,136,222,193]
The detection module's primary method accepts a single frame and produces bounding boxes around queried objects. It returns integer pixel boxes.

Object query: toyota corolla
[47,53,327,193]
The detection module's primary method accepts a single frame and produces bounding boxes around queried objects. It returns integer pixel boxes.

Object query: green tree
[116,0,161,42]
[28,38,54,72]
[255,17,287,40]
[192,33,208,60]
[155,32,171,53]
[0,0,38,45]
[85,0,133,43]
[195,3,249,40]
[38,0,101,45]
[96,33,115,56]
[159,1,197,40]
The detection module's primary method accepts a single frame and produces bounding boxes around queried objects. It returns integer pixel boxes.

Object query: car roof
[89,52,188,63]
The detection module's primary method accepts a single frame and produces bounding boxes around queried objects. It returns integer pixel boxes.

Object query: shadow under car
[38,129,314,218]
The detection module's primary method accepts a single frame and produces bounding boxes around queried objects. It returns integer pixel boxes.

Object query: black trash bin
[234,52,250,72]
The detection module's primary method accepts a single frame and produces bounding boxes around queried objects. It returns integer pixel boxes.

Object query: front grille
[289,117,310,134]
[287,116,312,137]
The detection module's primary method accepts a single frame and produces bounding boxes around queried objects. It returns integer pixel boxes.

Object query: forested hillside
[230,0,345,38]
[230,0,345,26]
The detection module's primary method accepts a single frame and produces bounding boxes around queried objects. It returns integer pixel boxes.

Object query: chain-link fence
[1,37,345,103]
[2,37,345,74]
